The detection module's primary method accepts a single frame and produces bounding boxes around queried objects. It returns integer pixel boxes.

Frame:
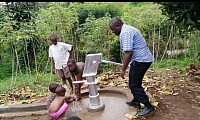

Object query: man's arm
[62,43,73,51]
[49,47,55,74]
[120,32,133,79]
[121,51,132,79]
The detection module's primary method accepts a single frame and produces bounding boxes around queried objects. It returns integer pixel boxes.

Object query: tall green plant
[35,2,79,60]
[69,2,122,24]
[76,13,115,60]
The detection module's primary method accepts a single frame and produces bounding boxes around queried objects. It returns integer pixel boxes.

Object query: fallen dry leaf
[172,92,179,96]
[152,101,159,107]
[143,75,149,81]
[159,90,173,95]
[125,113,134,120]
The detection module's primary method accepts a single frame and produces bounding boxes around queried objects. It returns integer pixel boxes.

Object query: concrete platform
[0,110,47,118]
[0,102,47,114]
[0,86,136,119]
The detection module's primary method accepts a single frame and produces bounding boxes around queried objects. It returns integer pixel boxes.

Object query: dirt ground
[1,67,200,120]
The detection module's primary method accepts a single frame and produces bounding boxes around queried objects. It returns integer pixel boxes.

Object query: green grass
[0,72,59,93]
[151,57,200,71]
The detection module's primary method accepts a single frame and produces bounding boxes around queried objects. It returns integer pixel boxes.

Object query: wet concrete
[63,88,137,120]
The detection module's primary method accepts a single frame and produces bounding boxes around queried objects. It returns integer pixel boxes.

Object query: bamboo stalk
[33,42,38,73]
[10,43,15,88]
[174,25,177,58]
[153,23,155,61]
[161,25,173,61]
[171,24,175,59]
[195,31,199,57]
[37,54,45,73]
[170,24,173,59]
[25,42,32,80]
[14,45,23,85]
[157,23,160,60]
[184,35,187,59]
[23,50,29,84]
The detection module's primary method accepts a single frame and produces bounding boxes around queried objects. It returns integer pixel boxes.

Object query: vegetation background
[0,2,199,103]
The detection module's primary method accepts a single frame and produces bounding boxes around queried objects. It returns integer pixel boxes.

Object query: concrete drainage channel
[0,102,47,114]
[0,87,137,120]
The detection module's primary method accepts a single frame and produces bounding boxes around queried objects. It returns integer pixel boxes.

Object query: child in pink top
[48,86,75,119]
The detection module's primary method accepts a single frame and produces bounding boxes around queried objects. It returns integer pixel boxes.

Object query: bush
[69,2,122,24]
[109,38,122,63]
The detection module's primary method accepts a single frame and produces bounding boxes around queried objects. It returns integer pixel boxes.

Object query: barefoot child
[48,86,75,119]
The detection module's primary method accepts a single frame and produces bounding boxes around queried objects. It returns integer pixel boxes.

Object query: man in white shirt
[49,34,73,92]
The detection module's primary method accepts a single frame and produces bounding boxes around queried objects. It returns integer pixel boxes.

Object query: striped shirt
[119,24,154,62]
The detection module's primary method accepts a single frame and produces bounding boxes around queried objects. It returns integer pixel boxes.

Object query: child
[47,83,60,109]
[48,86,75,119]
[67,59,86,101]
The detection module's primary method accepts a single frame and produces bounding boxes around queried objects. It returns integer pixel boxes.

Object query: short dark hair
[66,116,81,120]
[50,34,57,39]
[49,83,59,93]
[67,59,76,65]
[109,17,123,26]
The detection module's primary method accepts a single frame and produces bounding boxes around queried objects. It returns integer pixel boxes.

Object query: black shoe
[137,106,155,117]
[126,101,141,108]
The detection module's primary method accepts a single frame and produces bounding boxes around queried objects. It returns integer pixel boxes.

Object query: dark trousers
[129,61,152,105]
